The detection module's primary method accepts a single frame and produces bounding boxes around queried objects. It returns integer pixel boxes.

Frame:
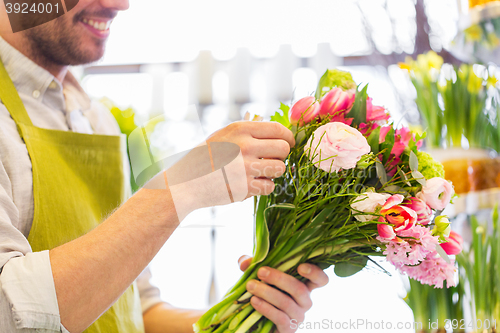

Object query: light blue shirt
[0,36,162,332]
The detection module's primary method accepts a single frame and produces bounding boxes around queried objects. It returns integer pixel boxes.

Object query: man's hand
[238,255,329,333]
[160,121,295,220]
[206,121,295,198]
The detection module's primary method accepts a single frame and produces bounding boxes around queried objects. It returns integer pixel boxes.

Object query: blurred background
[77,0,500,331]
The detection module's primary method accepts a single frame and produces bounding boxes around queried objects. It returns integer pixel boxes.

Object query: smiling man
[0,0,328,333]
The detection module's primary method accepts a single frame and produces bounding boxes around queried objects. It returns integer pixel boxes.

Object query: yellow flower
[415,51,443,73]
[398,62,411,72]
[467,70,484,94]
[426,51,443,70]
[487,75,499,89]
[465,25,482,42]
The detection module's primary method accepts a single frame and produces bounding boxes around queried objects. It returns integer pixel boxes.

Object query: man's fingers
[257,267,312,310]
[298,264,329,291]
[238,255,252,272]
[249,122,295,148]
[249,139,291,160]
[250,296,292,333]
[247,178,275,197]
[246,280,303,322]
[248,159,286,179]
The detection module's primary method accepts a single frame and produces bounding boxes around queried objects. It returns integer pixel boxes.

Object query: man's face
[25,0,129,66]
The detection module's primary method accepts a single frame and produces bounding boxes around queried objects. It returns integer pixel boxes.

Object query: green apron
[0,59,145,333]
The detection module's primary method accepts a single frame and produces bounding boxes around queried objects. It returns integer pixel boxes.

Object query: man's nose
[99,0,130,11]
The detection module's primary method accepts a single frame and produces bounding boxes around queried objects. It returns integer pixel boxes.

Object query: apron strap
[0,58,34,127]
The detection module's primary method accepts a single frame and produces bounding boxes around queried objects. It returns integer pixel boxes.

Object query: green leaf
[398,168,412,187]
[348,85,368,127]
[314,69,356,100]
[252,196,270,266]
[380,127,395,162]
[384,185,403,193]
[309,206,335,228]
[412,170,426,186]
[376,162,388,185]
[436,244,451,264]
[367,126,381,155]
[270,103,291,128]
[334,256,368,277]
[409,151,419,172]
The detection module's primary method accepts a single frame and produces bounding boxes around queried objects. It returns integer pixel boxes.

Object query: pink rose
[416,177,454,210]
[402,197,432,225]
[289,96,320,126]
[306,122,371,173]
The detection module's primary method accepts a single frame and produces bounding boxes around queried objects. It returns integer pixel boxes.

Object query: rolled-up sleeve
[0,158,68,333]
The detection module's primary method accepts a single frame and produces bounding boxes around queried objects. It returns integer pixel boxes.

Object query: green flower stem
[229,305,254,330]
[259,320,274,333]
[234,311,263,333]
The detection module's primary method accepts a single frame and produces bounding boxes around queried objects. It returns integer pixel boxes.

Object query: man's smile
[80,17,113,37]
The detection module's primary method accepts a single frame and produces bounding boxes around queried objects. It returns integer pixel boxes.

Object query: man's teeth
[81,18,111,31]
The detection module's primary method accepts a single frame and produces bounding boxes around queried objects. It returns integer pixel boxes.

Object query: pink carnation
[378,225,438,266]
[399,253,457,288]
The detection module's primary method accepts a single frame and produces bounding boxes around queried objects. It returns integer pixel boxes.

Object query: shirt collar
[0,36,91,113]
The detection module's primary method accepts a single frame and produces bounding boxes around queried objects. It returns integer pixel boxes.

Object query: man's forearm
[143,303,204,333]
[49,187,186,333]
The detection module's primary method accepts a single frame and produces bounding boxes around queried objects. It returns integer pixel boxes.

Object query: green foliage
[334,257,368,277]
[367,127,381,155]
[404,51,499,150]
[101,97,138,136]
[270,103,291,128]
[380,126,395,163]
[417,151,445,179]
[457,206,500,324]
[404,278,464,329]
[314,69,356,100]
[348,85,368,127]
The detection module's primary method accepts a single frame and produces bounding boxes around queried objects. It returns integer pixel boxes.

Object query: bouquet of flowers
[193,69,458,333]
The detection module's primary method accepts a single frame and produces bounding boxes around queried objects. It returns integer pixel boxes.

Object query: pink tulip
[319,88,355,119]
[377,219,397,240]
[417,177,454,211]
[402,197,432,225]
[380,194,417,232]
[440,231,463,255]
[289,96,320,126]
[366,97,390,122]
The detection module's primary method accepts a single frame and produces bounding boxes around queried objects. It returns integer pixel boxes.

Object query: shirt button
[32,90,41,98]
[49,81,57,89]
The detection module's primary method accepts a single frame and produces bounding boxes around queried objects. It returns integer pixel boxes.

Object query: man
[0,0,329,332]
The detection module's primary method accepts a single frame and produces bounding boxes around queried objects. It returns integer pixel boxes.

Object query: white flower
[351,192,391,222]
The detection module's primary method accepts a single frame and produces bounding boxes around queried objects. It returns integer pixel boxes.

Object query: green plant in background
[457,206,500,331]
[405,278,465,332]
[399,51,443,148]
[489,96,500,153]
[100,98,141,192]
[400,51,499,151]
